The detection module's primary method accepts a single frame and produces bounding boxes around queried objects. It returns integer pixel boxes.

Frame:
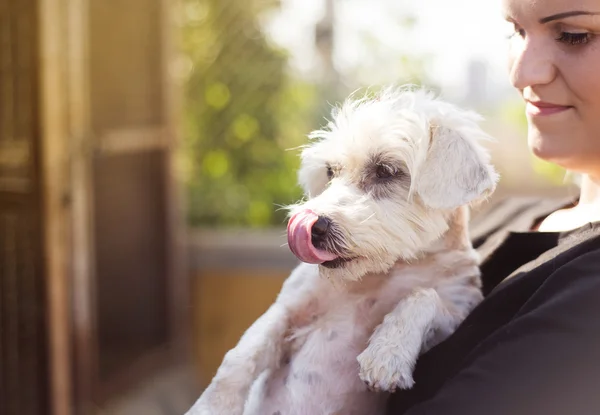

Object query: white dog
[186,86,498,415]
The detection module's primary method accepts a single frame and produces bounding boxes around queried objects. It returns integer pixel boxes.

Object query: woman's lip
[526,101,573,116]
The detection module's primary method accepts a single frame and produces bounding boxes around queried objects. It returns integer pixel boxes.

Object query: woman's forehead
[502,0,600,20]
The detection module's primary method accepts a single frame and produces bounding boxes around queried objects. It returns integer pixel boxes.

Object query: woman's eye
[556,31,590,45]
[326,166,334,180]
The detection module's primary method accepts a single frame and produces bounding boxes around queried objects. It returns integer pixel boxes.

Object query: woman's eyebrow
[539,11,600,24]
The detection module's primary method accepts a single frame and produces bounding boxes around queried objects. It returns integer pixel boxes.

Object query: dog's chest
[286,273,418,360]
[248,274,421,415]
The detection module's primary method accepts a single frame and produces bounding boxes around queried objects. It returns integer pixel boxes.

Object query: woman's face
[504,0,600,177]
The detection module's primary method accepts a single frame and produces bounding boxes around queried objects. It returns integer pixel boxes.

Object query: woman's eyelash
[508,29,524,39]
[505,24,591,46]
[556,32,590,45]
[505,22,525,40]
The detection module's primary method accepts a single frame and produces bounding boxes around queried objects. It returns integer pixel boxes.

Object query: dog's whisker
[285,144,310,152]
[360,213,376,224]
[274,203,292,213]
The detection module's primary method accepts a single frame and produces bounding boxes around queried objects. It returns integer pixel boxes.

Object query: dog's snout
[311,216,331,244]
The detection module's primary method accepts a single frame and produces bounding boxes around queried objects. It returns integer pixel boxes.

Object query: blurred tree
[180,0,317,228]
[179,0,430,228]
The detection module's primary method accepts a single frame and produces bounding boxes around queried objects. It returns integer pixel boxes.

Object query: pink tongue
[287,210,339,264]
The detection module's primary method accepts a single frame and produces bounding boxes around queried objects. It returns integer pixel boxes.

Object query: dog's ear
[415,124,498,210]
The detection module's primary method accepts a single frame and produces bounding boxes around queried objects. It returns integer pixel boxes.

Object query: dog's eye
[375,164,395,179]
[326,166,334,180]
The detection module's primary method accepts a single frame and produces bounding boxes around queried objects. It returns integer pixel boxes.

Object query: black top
[387,196,600,415]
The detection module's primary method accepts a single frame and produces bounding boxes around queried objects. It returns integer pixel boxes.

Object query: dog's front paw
[357,347,415,393]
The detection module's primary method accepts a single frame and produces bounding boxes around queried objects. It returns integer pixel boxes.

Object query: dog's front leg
[357,288,443,392]
[186,303,289,415]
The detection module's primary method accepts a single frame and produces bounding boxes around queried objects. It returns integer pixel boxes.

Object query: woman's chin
[528,134,572,165]
[529,143,585,174]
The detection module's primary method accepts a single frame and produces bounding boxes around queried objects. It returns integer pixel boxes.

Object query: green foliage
[180,0,430,228]
[181,0,318,228]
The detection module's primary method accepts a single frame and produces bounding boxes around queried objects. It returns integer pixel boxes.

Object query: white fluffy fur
[186,86,499,415]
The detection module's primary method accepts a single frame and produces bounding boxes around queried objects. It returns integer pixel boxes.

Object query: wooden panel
[86,0,186,403]
[96,126,171,155]
[0,210,47,415]
[0,0,35,145]
[93,150,169,382]
[72,0,187,408]
[0,0,36,193]
[193,270,286,384]
[0,0,48,414]
[89,0,164,132]
[0,142,31,194]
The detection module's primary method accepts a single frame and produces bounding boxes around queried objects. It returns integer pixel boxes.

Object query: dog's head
[287,86,498,281]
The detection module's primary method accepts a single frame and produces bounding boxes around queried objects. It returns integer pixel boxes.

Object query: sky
[264,0,518,103]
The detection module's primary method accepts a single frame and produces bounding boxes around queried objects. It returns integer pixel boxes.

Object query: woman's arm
[398,250,600,415]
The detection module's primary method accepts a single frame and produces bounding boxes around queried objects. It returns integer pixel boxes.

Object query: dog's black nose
[311,216,331,245]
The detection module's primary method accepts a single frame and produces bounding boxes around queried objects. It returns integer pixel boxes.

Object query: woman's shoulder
[387,201,600,414]
[470,194,581,294]
[500,220,600,289]
[388,224,600,415]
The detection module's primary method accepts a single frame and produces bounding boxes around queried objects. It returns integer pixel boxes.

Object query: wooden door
[81,0,187,409]
[35,0,187,413]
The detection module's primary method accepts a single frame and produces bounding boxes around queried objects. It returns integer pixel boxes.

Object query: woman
[386,0,600,414]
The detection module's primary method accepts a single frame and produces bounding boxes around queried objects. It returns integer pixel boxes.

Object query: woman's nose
[509,36,557,90]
